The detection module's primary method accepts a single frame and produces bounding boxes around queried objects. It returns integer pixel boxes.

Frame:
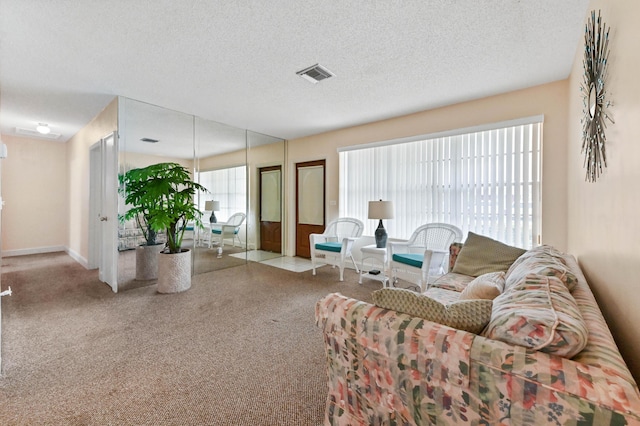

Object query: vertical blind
[339,118,542,248]
[197,165,247,222]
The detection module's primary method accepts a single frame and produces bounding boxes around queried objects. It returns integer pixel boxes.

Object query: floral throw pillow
[484,273,588,358]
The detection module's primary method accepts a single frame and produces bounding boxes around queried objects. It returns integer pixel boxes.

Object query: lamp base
[209,212,217,224]
[374,219,387,248]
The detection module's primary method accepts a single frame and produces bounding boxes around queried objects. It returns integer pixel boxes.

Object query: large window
[339,117,542,248]
[198,165,247,221]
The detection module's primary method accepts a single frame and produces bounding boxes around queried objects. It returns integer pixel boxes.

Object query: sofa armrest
[470,334,640,423]
[316,293,477,424]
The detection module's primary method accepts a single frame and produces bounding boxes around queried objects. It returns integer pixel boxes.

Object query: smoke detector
[296,63,334,84]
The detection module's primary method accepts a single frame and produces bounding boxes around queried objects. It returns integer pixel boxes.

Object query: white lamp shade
[204,200,220,211]
[368,200,394,220]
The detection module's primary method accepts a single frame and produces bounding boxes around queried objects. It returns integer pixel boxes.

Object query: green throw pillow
[372,288,492,334]
[452,232,526,277]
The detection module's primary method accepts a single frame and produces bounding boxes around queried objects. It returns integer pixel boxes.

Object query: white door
[0,153,5,370]
[89,132,118,292]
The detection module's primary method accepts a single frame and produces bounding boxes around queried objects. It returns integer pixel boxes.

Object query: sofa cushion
[459,271,505,300]
[484,273,588,358]
[506,245,578,291]
[373,287,492,334]
[431,272,475,292]
[452,232,526,277]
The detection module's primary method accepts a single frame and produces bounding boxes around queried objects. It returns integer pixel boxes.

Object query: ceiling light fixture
[36,123,51,134]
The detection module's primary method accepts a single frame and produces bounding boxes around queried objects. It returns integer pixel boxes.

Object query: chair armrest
[388,241,410,257]
[309,233,328,245]
[340,237,357,256]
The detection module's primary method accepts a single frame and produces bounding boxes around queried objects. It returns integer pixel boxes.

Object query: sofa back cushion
[506,245,578,291]
[484,273,589,358]
[452,232,526,277]
[373,288,492,334]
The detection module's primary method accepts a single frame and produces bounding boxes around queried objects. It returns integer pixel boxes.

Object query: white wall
[567,0,640,382]
[1,135,68,255]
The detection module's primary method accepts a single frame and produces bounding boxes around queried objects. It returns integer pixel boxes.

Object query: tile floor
[229,250,315,273]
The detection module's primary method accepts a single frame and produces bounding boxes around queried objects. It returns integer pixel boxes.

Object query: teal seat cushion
[393,253,423,268]
[211,228,239,235]
[315,242,342,253]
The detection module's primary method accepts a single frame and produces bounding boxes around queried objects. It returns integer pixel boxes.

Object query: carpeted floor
[0,252,381,425]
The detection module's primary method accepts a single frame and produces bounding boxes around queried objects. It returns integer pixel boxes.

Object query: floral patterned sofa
[315,235,640,425]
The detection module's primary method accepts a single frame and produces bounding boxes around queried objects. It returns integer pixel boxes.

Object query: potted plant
[119,166,166,281]
[133,162,207,293]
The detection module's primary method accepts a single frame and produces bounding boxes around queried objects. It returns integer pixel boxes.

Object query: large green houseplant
[122,162,208,291]
[145,162,207,253]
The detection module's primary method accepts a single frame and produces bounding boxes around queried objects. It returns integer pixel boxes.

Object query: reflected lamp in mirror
[205,200,220,223]
[368,200,394,248]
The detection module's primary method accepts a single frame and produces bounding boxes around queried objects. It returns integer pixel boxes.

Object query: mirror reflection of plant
[121,162,208,254]
[119,169,161,246]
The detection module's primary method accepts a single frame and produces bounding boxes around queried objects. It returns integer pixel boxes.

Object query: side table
[359,244,390,287]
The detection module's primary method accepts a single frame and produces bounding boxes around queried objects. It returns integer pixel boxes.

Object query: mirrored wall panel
[116,97,285,290]
[192,117,248,276]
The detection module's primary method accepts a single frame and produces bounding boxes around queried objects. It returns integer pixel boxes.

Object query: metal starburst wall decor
[581,10,614,183]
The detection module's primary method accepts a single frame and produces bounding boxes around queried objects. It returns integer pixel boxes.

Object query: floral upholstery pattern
[506,245,579,291]
[484,273,589,358]
[430,272,474,292]
[316,246,640,425]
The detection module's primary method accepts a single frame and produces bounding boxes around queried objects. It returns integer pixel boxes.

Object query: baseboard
[2,245,66,257]
[65,248,89,269]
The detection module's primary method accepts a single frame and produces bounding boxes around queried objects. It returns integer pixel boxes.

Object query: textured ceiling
[0,1,590,143]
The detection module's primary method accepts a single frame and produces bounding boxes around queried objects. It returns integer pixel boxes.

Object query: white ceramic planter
[157,249,192,293]
[135,244,164,281]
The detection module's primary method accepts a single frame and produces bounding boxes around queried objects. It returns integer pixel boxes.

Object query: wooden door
[296,160,325,258]
[259,166,282,253]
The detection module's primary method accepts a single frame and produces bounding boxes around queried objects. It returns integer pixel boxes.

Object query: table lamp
[205,200,220,223]
[368,200,394,248]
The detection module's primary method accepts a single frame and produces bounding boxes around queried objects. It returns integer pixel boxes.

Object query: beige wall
[67,98,118,265]
[286,80,570,256]
[1,135,68,254]
[567,0,640,382]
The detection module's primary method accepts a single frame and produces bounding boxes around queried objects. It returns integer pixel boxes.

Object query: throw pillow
[452,232,526,277]
[506,245,578,292]
[372,288,492,334]
[459,271,505,300]
[484,273,588,358]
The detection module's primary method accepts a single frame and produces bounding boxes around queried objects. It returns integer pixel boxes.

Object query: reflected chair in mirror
[210,212,246,249]
[389,223,462,292]
[310,217,364,281]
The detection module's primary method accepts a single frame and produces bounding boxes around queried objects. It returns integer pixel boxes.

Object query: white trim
[338,115,545,153]
[2,246,66,257]
[66,247,90,269]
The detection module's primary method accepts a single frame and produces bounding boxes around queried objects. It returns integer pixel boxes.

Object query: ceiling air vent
[15,127,61,140]
[141,137,159,143]
[296,63,334,84]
